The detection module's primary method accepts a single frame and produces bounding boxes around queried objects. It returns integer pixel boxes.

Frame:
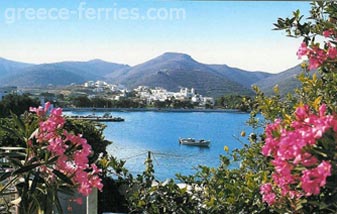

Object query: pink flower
[261,104,335,205]
[260,183,276,205]
[323,29,334,38]
[301,153,318,167]
[327,45,337,59]
[30,106,45,117]
[307,46,327,70]
[28,102,104,199]
[297,42,309,59]
[319,104,327,117]
[316,161,332,184]
[78,182,92,196]
[89,175,103,191]
[301,161,331,196]
[295,105,310,121]
[47,137,65,155]
[91,164,102,174]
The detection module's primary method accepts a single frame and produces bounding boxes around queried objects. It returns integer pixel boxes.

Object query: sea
[64,110,255,180]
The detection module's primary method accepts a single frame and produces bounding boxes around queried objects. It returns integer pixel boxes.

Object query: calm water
[64,111,252,180]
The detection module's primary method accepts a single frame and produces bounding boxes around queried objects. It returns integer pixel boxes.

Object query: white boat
[179,138,210,147]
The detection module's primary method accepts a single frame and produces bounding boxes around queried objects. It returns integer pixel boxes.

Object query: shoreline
[62,107,244,113]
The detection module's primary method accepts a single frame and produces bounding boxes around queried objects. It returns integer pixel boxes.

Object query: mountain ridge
[0,53,303,97]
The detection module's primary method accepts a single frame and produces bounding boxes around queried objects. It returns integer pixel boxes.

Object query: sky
[0,1,311,73]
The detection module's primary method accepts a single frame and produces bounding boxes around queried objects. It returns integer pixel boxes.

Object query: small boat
[179,138,210,147]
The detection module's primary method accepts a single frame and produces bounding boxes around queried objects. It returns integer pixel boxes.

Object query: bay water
[65,111,253,180]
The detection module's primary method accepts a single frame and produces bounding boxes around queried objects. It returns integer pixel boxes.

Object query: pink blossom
[74,152,89,169]
[28,102,104,199]
[327,45,337,59]
[29,106,45,117]
[89,175,103,191]
[261,104,334,205]
[78,182,92,196]
[47,137,65,155]
[297,42,309,59]
[91,164,102,174]
[323,29,334,38]
[260,183,276,205]
[307,46,327,70]
[300,153,318,167]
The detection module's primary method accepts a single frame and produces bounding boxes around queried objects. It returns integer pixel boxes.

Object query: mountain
[0,64,87,87]
[208,64,274,89]
[53,59,130,78]
[107,52,253,97]
[254,65,304,95]
[0,59,129,87]
[0,57,34,77]
[0,54,304,97]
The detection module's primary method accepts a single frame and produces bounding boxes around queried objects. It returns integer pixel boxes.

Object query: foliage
[98,153,202,214]
[216,94,253,111]
[249,2,337,212]
[63,120,111,164]
[0,116,111,165]
[98,156,130,214]
[0,94,39,118]
[0,103,103,214]
[71,95,146,108]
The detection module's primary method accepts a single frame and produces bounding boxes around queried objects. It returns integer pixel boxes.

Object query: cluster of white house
[134,86,214,106]
[84,81,127,93]
[83,81,214,106]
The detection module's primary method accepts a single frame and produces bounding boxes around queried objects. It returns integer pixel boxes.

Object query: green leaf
[30,171,40,193]
[0,125,25,142]
[13,163,41,175]
[10,112,25,134]
[53,170,73,185]
[0,151,26,159]
[46,155,59,164]
[0,171,13,182]
[8,158,23,167]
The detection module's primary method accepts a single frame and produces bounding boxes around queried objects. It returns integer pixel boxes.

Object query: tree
[0,94,39,118]
[72,95,92,107]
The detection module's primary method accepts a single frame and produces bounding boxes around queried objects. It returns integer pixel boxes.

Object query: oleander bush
[0,103,108,214]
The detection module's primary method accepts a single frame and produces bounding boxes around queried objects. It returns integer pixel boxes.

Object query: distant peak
[156,52,195,62]
[88,59,106,63]
[162,52,191,58]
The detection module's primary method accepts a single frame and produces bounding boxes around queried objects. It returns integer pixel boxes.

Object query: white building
[95,81,107,88]
[201,97,215,106]
[84,81,95,88]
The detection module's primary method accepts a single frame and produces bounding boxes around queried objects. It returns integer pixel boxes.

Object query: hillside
[0,60,129,87]
[254,65,304,95]
[0,64,87,87]
[107,52,254,97]
[208,64,273,89]
[0,58,34,77]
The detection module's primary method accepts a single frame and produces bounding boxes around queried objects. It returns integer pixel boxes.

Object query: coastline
[62,107,243,113]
